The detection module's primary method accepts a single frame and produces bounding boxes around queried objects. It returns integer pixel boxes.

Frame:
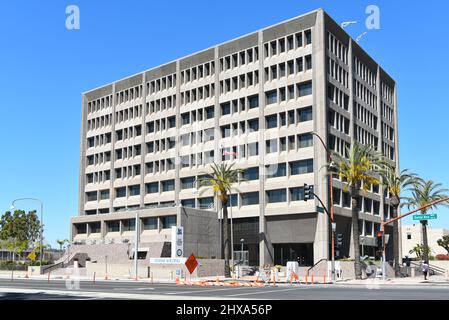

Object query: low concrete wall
[430,260,449,271]
[85,259,225,279]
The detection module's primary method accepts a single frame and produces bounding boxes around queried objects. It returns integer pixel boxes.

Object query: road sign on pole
[185,254,198,274]
[413,214,437,221]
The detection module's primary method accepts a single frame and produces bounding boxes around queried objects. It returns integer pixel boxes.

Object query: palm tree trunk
[421,220,429,263]
[351,187,362,280]
[222,202,231,278]
[392,204,400,277]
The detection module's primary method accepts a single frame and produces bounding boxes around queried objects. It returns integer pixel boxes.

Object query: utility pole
[134,211,139,280]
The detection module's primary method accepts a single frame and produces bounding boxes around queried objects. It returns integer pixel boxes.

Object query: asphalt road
[1,278,449,300]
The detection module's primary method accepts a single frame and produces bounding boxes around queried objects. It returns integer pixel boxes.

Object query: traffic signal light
[336,234,343,248]
[376,231,384,251]
[304,184,313,202]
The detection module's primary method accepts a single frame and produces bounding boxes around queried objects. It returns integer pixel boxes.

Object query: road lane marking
[226,287,307,297]
[164,286,250,295]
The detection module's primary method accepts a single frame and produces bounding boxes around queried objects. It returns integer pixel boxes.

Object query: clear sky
[0,0,448,248]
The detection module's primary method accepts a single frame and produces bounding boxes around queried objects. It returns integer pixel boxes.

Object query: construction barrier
[175,277,266,288]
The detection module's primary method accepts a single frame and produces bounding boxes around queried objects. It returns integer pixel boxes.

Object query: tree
[404,180,448,263]
[0,210,41,244]
[197,162,245,278]
[437,235,449,255]
[409,244,432,260]
[56,239,69,258]
[381,168,418,277]
[330,142,387,279]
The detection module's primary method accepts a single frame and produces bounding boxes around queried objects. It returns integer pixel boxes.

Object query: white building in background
[402,224,449,258]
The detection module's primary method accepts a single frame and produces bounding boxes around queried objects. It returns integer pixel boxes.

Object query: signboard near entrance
[171,226,184,258]
[185,254,198,274]
[413,214,437,221]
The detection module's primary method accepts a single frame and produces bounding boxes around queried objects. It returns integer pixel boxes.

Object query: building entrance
[273,243,313,266]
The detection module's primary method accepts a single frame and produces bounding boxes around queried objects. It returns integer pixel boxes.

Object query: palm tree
[197,162,245,278]
[330,142,387,279]
[404,179,448,263]
[381,168,418,276]
[56,239,69,258]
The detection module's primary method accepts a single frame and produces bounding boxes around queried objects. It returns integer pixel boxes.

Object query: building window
[267,163,287,178]
[298,106,313,122]
[181,199,195,208]
[407,233,412,240]
[146,182,159,194]
[161,216,177,229]
[122,219,136,232]
[86,191,97,202]
[100,190,110,200]
[248,95,259,109]
[290,159,314,175]
[298,133,313,148]
[298,81,312,97]
[142,217,158,230]
[181,177,195,189]
[248,142,259,156]
[266,115,278,129]
[266,139,278,154]
[305,29,312,45]
[76,224,87,234]
[248,119,259,131]
[128,185,140,196]
[241,192,259,206]
[266,189,287,203]
[265,90,277,105]
[115,187,126,198]
[205,106,214,119]
[242,167,259,181]
[89,222,101,234]
[161,179,175,192]
[199,197,214,209]
[107,221,120,232]
[290,186,312,201]
[221,102,231,116]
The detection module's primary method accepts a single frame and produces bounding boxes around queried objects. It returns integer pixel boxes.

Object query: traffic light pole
[304,183,336,282]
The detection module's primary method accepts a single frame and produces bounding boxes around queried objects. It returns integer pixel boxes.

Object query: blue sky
[0,0,448,248]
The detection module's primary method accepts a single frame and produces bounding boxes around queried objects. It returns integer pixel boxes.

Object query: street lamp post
[311,133,336,282]
[134,210,139,280]
[11,198,44,267]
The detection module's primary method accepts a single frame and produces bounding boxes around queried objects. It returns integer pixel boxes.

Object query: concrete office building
[71,8,399,267]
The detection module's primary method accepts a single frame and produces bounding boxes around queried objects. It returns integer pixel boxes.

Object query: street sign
[185,254,198,274]
[413,214,437,221]
[316,206,325,213]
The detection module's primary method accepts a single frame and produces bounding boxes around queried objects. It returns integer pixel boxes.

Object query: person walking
[422,260,429,280]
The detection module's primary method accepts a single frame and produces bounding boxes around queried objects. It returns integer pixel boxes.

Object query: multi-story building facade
[71,9,399,267]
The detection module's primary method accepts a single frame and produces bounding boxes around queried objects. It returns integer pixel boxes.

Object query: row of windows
[115,104,143,124]
[355,102,378,131]
[147,95,177,114]
[116,125,142,141]
[181,83,215,104]
[382,142,395,161]
[382,123,395,142]
[327,32,348,64]
[264,29,312,58]
[265,81,313,105]
[115,165,141,179]
[354,80,377,110]
[145,137,176,153]
[381,83,394,104]
[87,133,112,148]
[87,95,113,115]
[329,134,350,157]
[329,110,350,135]
[332,188,383,216]
[75,215,176,233]
[116,85,143,105]
[147,117,177,133]
[220,47,259,72]
[115,144,141,161]
[328,57,349,88]
[86,170,110,184]
[328,84,349,111]
[219,71,259,94]
[264,56,312,82]
[181,62,215,84]
[354,57,377,89]
[87,151,111,167]
[355,126,379,151]
[87,114,112,132]
[218,95,258,116]
[382,102,394,123]
[147,74,177,94]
